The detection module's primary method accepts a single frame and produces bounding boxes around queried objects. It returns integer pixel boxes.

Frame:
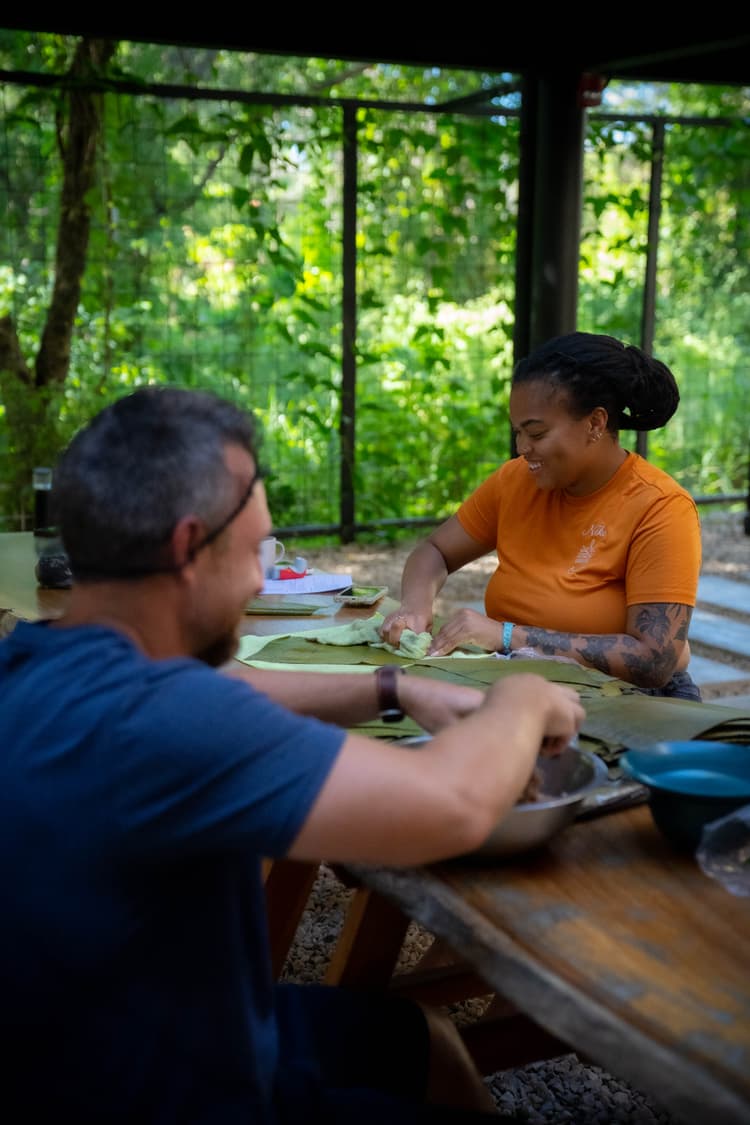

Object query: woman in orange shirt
[380,332,702,701]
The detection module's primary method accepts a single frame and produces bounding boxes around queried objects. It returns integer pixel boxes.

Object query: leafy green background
[1,34,748,537]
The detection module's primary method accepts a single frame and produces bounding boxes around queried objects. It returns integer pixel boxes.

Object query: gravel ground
[281,507,749,1122]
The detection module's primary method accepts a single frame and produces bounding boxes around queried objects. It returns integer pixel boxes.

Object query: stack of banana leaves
[236,611,750,762]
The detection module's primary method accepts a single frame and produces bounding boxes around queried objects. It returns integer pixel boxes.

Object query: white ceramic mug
[259,536,285,577]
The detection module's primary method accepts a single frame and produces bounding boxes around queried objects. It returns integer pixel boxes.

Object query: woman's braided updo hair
[512,332,680,432]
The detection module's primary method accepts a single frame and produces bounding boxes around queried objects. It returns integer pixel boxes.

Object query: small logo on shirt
[569,522,607,574]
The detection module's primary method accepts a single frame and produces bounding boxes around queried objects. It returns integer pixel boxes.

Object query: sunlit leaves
[0,42,747,529]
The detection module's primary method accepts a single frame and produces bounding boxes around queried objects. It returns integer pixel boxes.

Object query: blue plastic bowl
[621,741,750,851]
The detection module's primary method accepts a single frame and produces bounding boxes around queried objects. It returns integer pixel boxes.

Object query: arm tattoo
[523,628,576,656]
[634,604,676,646]
[521,604,693,687]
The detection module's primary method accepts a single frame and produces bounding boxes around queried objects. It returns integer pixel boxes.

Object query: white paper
[261,572,352,595]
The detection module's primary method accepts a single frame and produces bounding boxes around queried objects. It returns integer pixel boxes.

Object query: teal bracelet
[502,621,514,654]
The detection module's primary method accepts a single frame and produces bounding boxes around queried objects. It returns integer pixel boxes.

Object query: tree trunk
[36,38,118,389]
[0,37,117,517]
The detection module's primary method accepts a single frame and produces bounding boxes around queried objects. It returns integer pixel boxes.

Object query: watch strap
[375,664,405,723]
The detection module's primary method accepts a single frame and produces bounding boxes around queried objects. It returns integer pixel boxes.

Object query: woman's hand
[380,520,487,650]
[379,607,432,648]
[428,608,503,656]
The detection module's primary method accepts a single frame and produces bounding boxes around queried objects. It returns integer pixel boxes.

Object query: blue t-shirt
[0,621,345,1123]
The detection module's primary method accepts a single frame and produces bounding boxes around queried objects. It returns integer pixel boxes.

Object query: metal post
[511,74,538,459]
[529,71,585,351]
[638,120,665,459]
[340,106,357,544]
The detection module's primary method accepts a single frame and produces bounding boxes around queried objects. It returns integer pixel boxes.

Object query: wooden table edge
[342,860,750,1125]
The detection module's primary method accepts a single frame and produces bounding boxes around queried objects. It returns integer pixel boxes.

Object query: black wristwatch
[375,664,406,723]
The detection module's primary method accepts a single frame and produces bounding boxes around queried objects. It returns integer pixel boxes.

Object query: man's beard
[195,628,238,668]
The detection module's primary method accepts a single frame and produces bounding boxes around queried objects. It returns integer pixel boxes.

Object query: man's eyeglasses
[189,466,263,561]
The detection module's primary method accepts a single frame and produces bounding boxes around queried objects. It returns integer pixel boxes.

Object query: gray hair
[53,386,260,580]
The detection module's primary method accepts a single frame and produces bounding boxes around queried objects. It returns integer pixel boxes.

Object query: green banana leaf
[237,621,750,753]
[581,694,750,752]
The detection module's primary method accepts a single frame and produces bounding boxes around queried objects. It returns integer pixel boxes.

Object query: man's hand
[482,675,585,755]
[289,672,586,866]
[399,675,485,733]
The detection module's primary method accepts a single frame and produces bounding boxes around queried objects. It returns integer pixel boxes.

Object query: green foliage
[0,38,747,533]
[579,109,750,495]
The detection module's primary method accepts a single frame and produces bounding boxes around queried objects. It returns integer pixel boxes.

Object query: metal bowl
[402,738,608,857]
[474,745,608,857]
[621,741,750,852]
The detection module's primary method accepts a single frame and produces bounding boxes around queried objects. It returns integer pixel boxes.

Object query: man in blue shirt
[0,386,583,1122]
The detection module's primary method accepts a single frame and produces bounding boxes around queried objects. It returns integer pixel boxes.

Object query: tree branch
[0,315,31,385]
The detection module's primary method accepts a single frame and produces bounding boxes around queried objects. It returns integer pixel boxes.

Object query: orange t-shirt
[456,452,701,635]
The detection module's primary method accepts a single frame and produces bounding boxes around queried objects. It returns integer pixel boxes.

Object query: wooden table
[234,578,750,1122]
[340,807,750,1125]
[229,590,750,1123]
